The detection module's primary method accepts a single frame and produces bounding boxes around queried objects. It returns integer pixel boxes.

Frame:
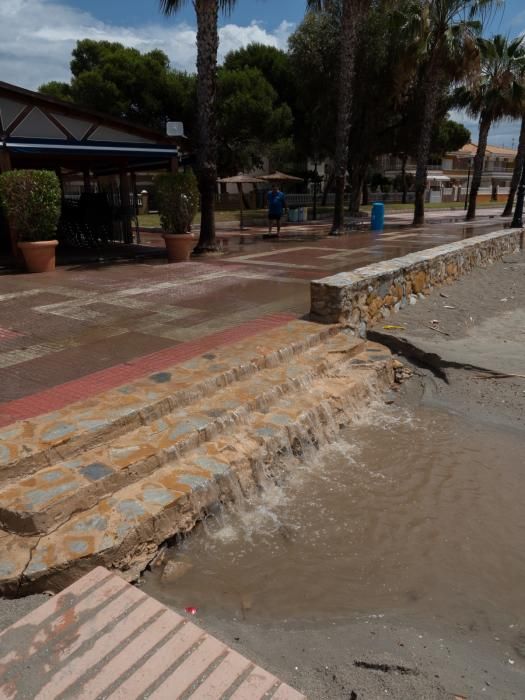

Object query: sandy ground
[1,251,524,699]
[0,593,49,631]
[168,611,524,700]
[182,252,525,699]
[371,250,525,432]
[182,251,525,700]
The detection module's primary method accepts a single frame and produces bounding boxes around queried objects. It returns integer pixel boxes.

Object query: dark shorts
[268,213,282,221]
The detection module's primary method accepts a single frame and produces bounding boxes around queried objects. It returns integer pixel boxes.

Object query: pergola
[0,81,184,254]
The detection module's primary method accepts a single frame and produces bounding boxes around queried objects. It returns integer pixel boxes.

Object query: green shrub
[0,170,61,242]
[154,170,199,234]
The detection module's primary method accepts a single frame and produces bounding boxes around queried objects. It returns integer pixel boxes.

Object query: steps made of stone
[0,320,339,480]
[0,333,366,536]
[0,342,393,594]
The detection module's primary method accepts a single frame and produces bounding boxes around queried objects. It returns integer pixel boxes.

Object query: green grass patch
[139,210,244,228]
[138,200,503,228]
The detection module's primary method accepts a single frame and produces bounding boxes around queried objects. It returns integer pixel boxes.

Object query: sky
[0,0,524,147]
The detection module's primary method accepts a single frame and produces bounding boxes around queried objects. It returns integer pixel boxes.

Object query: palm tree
[307,0,371,235]
[502,113,525,217]
[160,0,236,253]
[464,34,525,220]
[411,0,498,227]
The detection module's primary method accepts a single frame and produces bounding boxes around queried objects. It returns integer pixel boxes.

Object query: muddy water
[143,403,525,648]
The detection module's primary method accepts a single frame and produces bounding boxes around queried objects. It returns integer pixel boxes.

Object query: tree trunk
[413,62,443,226]
[401,154,408,204]
[193,0,219,254]
[466,113,491,221]
[330,0,368,235]
[502,114,525,217]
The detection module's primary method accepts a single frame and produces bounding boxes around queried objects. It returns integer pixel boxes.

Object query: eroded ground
[142,251,525,700]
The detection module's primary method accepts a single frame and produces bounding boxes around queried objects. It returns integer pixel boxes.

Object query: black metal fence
[58,187,138,247]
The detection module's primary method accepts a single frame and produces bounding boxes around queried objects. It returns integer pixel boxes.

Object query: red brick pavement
[0,313,296,426]
[0,327,23,341]
[0,214,504,424]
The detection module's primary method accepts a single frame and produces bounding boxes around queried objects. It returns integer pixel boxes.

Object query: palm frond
[159,0,188,16]
[464,32,525,122]
[160,0,237,16]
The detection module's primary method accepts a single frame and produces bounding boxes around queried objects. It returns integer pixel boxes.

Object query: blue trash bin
[371,202,385,231]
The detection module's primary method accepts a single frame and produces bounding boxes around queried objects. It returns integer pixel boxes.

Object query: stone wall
[311,228,523,332]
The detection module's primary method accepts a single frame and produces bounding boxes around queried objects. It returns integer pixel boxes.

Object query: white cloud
[0,0,294,89]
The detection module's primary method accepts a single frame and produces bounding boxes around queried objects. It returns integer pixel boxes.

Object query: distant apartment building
[376,142,517,202]
[441,142,516,188]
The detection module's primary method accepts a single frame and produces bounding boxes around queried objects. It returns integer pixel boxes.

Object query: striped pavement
[0,567,305,700]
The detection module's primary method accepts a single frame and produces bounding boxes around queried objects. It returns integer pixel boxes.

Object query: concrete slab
[0,566,305,699]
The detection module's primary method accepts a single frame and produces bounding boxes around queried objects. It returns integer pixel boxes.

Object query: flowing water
[143,401,525,651]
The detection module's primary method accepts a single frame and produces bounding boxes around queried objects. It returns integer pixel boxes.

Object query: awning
[4,139,179,158]
[0,80,186,176]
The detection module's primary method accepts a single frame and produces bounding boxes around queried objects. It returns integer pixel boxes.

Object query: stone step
[0,342,394,593]
[0,320,338,481]
[0,333,365,536]
[0,566,306,699]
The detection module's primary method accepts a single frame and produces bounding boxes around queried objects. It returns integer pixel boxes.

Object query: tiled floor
[0,213,506,417]
[0,566,305,699]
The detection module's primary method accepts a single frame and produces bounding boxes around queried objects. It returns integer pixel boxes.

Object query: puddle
[143,402,525,646]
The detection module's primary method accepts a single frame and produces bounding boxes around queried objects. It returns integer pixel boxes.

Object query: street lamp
[511,160,525,228]
[464,158,472,211]
[312,162,322,221]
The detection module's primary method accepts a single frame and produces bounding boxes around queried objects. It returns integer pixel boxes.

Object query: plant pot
[162,233,194,263]
[17,240,58,273]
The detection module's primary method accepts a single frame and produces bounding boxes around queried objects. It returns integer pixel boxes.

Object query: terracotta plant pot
[162,233,194,263]
[18,240,58,273]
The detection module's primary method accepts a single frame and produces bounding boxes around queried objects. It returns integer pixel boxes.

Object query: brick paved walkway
[0,213,504,420]
[0,567,305,699]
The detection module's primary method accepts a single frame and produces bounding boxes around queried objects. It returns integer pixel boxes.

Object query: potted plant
[0,170,61,273]
[154,170,199,263]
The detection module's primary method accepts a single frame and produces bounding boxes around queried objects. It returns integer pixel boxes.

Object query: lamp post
[464,159,472,211]
[511,160,525,228]
[312,162,320,221]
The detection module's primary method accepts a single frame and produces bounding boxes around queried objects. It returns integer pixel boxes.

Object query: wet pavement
[0,211,507,417]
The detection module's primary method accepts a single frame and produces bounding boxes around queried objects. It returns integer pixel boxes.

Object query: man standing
[266,184,286,236]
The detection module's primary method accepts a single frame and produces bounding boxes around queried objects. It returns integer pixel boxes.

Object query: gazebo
[258,170,303,183]
[0,81,184,255]
[217,174,265,230]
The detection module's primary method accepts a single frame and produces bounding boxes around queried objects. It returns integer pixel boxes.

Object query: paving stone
[0,293,392,594]
[0,331,363,536]
[5,343,393,593]
[0,319,335,479]
[0,566,305,699]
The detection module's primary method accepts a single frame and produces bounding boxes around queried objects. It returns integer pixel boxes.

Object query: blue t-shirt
[268,190,286,217]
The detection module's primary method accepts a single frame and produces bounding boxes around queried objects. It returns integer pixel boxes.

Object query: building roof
[448,142,517,158]
[0,80,182,172]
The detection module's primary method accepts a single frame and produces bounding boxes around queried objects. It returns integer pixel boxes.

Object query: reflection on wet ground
[0,212,510,406]
[143,402,525,654]
[136,217,506,268]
